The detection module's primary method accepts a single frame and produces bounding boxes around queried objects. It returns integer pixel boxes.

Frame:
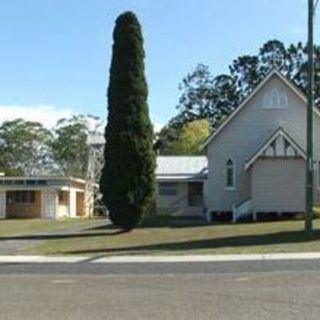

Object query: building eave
[244,127,307,171]
[156,174,207,182]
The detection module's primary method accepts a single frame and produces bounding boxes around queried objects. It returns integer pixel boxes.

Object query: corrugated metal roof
[156,156,208,180]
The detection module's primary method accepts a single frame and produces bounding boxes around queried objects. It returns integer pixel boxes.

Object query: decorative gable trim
[201,70,320,150]
[244,127,306,170]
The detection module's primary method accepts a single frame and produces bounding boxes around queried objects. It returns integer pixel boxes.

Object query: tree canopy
[175,40,320,128]
[50,115,89,178]
[176,64,239,126]
[156,119,210,155]
[0,119,53,175]
[0,116,96,177]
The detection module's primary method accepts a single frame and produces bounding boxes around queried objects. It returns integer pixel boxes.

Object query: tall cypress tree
[100,12,156,230]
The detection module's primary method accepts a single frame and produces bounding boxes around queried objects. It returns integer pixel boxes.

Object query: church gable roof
[201,70,317,150]
[244,127,306,170]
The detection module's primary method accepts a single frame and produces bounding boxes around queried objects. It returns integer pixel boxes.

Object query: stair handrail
[232,198,252,223]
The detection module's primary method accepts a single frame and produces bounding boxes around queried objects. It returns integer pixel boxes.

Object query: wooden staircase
[232,198,254,222]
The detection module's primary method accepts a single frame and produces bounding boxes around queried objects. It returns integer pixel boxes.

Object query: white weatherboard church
[156,70,320,222]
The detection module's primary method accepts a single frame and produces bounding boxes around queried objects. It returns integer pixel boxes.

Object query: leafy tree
[169,119,210,155]
[154,123,181,155]
[50,115,89,178]
[230,40,307,98]
[176,64,239,126]
[229,55,261,98]
[100,12,156,231]
[230,39,320,103]
[0,119,53,175]
[176,40,320,128]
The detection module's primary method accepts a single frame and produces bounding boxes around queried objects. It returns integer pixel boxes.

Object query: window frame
[6,190,36,205]
[158,182,178,196]
[263,88,288,109]
[225,159,236,190]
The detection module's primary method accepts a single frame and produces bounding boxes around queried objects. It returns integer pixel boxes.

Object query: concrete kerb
[1,253,320,264]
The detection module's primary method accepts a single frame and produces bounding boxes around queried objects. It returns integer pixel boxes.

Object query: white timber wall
[251,158,305,213]
[41,190,58,219]
[206,75,320,212]
[0,191,6,218]
[69,188,77,218]
[156,182,203,217]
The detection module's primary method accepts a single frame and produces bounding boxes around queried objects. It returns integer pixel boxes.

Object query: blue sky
[0,0,318,129]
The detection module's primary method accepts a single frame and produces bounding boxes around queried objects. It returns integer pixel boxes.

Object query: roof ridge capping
[201,69,319,150]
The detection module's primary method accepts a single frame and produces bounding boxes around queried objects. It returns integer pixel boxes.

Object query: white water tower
[84,131,106,217]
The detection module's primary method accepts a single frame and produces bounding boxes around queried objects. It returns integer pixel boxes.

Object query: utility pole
[305,0,315,234]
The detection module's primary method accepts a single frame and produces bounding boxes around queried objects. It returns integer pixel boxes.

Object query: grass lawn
[0,219,102,237]
[2,217,320,256]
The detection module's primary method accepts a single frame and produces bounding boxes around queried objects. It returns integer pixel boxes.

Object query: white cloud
[0,105,165,134]
[0,105,74,128]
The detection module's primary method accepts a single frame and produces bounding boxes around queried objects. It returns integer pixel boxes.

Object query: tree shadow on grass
[0,229,127,241]
[83,223,120,231]
[65,229,320,255]
[84,216,209,231]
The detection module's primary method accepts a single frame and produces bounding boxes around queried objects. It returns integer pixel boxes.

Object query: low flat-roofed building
[0,176,89,219]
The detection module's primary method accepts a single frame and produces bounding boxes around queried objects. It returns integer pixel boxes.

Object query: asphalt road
[1,260,320,320]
